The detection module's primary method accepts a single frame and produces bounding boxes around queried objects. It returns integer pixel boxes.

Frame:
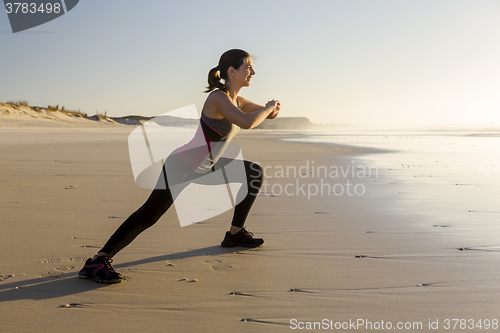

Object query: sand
[1,119,499,332]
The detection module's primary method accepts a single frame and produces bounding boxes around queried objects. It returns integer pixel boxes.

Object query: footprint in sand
[58,303,88,308]
[42,272,62,278]
[240,318,289,326]
[288,288,314,293]
[54,266,75,271]
[69,257,88,262]
[122,268,138,272]
[354,254,384,259]
[229,291,254,297]
[458,245,500,252]
[178,278,198,282]
[0,274,26,281]
[42,258,61,263]
[204,259,232,271]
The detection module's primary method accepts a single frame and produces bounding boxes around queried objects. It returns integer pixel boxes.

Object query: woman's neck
[224,83,242,101]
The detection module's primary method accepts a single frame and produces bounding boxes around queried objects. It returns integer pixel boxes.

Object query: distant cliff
[254,117,348,130]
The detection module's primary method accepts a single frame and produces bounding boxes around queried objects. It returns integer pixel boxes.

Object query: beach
[1,121,500,332]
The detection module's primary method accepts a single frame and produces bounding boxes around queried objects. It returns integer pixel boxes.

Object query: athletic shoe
[78,256,123,283]
[221,228,264,248]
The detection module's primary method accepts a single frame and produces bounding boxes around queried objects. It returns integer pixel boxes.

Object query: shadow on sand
[0,245,240,302]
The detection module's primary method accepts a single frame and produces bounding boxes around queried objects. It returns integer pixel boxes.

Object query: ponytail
[204,49,251,93]
[205,66,226,93]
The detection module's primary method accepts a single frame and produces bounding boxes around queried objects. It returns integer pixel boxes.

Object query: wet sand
[1,124,499,332]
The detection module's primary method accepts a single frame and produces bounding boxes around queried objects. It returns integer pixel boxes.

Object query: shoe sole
[93,276,123,284]
[78,270,122,284]
[221,240,264,248]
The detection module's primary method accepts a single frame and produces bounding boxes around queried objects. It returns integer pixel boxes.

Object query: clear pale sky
[1,0,499,127]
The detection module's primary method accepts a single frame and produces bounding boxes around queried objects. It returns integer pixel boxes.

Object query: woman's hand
[266,100,280,119]
[265,99,278,109]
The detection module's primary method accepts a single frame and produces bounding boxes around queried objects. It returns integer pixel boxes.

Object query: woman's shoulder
[205,89,232,108]
[207,89,228,100]
[203,90,228,119]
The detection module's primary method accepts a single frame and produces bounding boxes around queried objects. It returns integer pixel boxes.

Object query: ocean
[282,131,500,247]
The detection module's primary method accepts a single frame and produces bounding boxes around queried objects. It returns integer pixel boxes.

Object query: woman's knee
[245,162,263,194]
[246,161,263,182]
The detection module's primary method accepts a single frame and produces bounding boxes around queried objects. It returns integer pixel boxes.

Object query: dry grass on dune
[2,100,88,118]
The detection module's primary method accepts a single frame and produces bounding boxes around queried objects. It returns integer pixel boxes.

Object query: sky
[1,0,499,127]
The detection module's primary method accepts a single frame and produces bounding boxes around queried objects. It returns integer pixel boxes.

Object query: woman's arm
[237,96,265,114]
[237,95,280,119]
[209,91,277,129]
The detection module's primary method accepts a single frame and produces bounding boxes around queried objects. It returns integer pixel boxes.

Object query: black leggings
[100,158,263,258]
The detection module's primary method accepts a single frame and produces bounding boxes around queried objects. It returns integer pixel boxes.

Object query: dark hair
[205,49,251,93]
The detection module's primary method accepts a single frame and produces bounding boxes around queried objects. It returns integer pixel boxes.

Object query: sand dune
[1,103,115,126]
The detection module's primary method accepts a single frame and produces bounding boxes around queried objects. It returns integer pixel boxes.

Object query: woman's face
[229,57,255,87]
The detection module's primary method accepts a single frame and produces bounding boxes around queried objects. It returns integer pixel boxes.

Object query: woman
[79,49,280,283]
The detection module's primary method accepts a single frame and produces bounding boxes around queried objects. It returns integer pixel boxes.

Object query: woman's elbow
[237,118,253,129]
[237,114,260,129]
[241,122,253,130]
[245,119,263,129]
